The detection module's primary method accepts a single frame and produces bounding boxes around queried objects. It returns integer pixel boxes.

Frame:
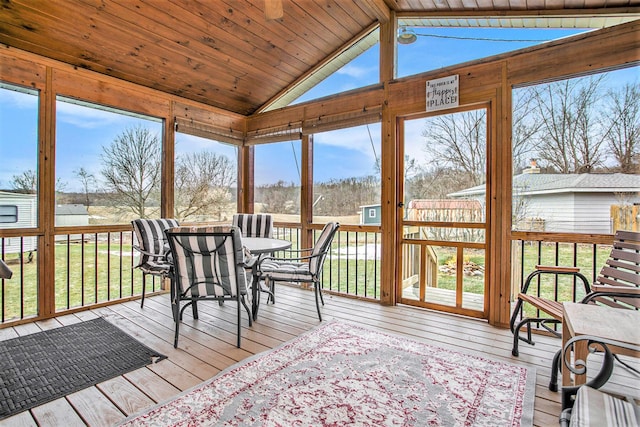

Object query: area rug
[0,317,166,420]
[121,321,535,427]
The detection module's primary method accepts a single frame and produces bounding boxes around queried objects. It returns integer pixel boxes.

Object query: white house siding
[0,192,37,254]
[522,193,577,232]
[574,193,640,234]
[518,192,640,233]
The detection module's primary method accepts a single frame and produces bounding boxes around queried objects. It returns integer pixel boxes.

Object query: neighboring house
[0,193,91,254]
[0,191,37,254]
[449,173,640,234]
[55,204,89,227]
[55,204,90,242]
[360,204,381,225]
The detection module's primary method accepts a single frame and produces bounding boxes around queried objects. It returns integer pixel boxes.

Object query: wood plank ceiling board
[0,0,635,116]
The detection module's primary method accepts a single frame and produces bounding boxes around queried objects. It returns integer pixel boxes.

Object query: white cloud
[336,64,376,79]
[0,88,38,109]
[314,124,380,160]
[56,101,128,129]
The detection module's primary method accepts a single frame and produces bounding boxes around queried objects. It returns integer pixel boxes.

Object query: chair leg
[314,280,323,321]
[318,283,325,306]
[236,296,241,348]
[241,296,252,327]
[141,274,147,308]
[268,278,275,304]
[192,299,199,319]
[173,293,180,348]
[511,318,537,357]
[549,349,562,392]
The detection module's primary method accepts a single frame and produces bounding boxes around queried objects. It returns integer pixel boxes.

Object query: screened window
[270,29,379,109]
[511,66,640,234]
[312,123,381,225]
[254,140,302,221]
[396,21,589,79]
[0,82,39,229]
[55,97,163,224]
[174,132,238,223]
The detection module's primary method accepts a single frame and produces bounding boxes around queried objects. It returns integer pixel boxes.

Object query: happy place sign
[426,75,459,112]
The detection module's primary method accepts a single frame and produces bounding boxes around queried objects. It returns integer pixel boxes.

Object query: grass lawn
[1,234,611,323]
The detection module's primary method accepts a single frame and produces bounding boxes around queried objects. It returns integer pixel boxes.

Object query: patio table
[243,237,292,321]
[562,302,640,387]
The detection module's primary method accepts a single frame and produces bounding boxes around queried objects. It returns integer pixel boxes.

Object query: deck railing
[0,222,382,325]
[273,223,381,300]
[3,227,613,325]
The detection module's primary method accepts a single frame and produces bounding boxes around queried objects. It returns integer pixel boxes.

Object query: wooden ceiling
[0,0,637,116]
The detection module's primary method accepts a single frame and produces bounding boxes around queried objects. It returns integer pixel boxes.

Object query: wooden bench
[510,230,640,391]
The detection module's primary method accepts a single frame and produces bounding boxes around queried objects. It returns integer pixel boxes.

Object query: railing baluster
[94,232,98,304]
[119,231,123,299]
[19,238,24,319]
[66,235,71,310]
[1,238,5,323]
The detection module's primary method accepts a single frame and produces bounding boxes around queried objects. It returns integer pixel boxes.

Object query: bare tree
[257,181,300,215]
[74,167,96,207]
[11,170,37,193]
[531,76,606,173]
[11,169,66,194]
[512,87,543,172]
[405,167,475,201]
[174,151,236,221]
[421,110,487,186]
[314,176,380,216]
[602,82,640,173]
[101,126,161,218]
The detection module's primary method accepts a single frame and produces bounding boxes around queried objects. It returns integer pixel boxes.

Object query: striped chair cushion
[309,222,338,273]
[570,386,639,427]
[132,218,179,272]
[138,259,172,275]
[232,214,273,238]
[258,259,313,282]
[167,226,247,298]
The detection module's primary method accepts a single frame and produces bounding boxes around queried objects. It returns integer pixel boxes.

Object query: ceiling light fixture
[397,27,417,45]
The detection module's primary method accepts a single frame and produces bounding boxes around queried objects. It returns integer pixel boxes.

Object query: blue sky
[1,26,636,191]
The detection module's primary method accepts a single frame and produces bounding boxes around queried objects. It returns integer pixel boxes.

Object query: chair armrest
[591,284,640,295]
[535,265,581,274]
[520,265,591,294]
[257,251,322,266]
[133,245,170,260]
[278,247,313,254]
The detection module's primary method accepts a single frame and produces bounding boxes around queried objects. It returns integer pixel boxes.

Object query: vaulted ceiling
[0,0,637,116]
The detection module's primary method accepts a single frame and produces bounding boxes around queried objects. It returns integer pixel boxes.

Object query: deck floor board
[1,285,637,427]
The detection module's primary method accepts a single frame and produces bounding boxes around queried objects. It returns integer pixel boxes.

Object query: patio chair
[510,230,640,390]
[255,222,339,321]
[232,213,275,302]
[0,258,12,279]
[166,226,252,348]
[232,213,274,238]
[559,335,640,426]
[132,218,179,308]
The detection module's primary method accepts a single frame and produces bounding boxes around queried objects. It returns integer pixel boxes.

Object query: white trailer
[0,191,37,254]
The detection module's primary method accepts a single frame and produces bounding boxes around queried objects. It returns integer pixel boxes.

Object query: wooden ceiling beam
[361,0,392,23]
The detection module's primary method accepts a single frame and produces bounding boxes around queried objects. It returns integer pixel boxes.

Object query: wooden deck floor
[1,285,637,427]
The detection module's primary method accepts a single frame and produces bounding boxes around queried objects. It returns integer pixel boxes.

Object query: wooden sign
[426,75,459,112]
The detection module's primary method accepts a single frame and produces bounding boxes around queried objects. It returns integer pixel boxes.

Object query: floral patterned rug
[121,321,535,427]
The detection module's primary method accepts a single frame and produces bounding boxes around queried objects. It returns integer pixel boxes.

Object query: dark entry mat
[0,317,166,419]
